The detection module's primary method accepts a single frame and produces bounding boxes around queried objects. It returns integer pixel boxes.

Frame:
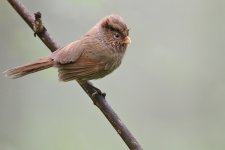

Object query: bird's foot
[79,81,106,99]
[91,87,106,98]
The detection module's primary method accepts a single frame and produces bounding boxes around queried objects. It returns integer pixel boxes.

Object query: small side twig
[7,0,143,149]
[33,11,46,37]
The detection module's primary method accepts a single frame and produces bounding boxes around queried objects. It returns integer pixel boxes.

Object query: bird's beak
[123,36,131,44]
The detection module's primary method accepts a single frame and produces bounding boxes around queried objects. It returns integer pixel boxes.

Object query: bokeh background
[1,0,225,150]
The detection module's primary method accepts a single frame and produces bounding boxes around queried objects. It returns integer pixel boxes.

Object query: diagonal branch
[7,0,143,149]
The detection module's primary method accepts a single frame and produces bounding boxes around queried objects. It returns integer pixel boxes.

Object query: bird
[4,15,131,89]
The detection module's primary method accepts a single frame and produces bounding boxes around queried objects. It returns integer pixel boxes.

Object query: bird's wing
[50,40,83,64]
[56,57,107,82]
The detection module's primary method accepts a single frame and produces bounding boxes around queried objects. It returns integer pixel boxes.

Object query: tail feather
[4,57,54,78]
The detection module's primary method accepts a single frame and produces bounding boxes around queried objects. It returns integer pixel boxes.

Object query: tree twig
[7,0,143,149]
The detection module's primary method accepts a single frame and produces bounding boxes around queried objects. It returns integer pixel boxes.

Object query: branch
[7,0,143,150]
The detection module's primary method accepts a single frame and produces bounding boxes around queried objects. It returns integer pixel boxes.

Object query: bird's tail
[4,57,54,78]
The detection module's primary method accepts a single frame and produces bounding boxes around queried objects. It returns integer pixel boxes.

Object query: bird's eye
[114,33,120,38]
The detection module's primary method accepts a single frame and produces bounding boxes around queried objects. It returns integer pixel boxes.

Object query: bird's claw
[91,88,106,98]
[81,81,106,98]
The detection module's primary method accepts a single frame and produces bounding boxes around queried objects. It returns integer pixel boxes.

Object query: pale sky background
[1,0,225,150]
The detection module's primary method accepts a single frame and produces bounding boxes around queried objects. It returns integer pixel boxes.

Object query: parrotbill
[4,15,131,84]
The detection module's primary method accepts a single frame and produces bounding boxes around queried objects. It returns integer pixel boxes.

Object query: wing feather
[50,40,83,64]
[57,56,107,82]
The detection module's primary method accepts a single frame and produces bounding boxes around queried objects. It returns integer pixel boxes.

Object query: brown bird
[4,15,131,85]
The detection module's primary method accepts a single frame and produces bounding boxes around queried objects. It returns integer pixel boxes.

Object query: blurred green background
[1,0,225,150]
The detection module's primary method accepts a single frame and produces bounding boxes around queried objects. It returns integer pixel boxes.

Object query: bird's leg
[78,81,106,98]
[89,83,106,98]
